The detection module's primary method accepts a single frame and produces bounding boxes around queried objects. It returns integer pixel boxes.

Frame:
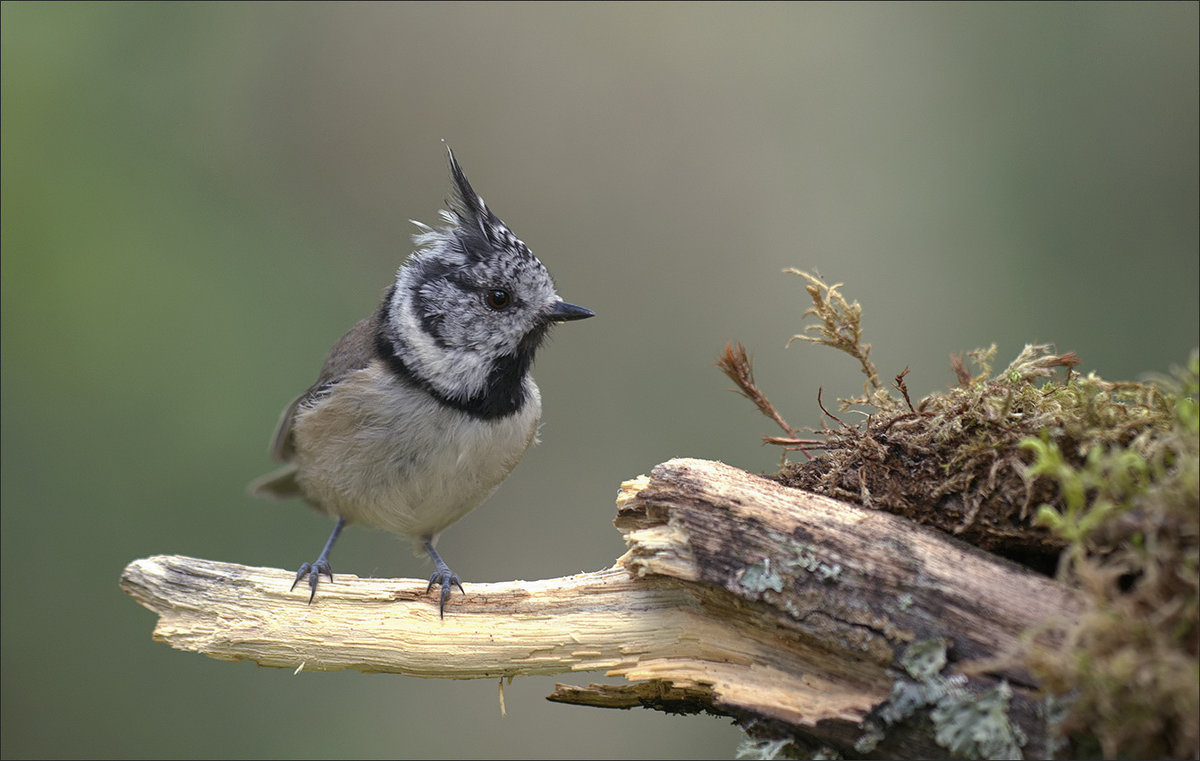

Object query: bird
[249,145,593,616]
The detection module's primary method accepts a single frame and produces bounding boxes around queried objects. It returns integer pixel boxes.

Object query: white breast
[290,360,541,548]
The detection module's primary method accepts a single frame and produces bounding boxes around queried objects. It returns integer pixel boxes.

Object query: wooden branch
[121,557,708,678]
[122,458,1082,758]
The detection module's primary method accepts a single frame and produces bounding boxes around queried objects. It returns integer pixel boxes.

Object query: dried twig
[950,353,972,388]
[894,367,915,413]
[716,341,793,436]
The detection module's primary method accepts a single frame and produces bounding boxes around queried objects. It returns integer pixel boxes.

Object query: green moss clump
[720,271,1199,759]
[721,271,1191,570]
[1022,353,1198,759]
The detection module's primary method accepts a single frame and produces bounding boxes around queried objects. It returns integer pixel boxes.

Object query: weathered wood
[120,558,700,678]
[608,459,1082,759]
[121,458,1081,758]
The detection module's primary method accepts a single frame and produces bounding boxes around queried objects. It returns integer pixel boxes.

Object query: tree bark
[121,458,1080,759]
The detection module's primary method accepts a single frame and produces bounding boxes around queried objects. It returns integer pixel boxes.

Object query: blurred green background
[2,3,1197,759]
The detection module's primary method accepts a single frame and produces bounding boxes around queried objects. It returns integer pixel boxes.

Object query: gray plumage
[250,146,592,614]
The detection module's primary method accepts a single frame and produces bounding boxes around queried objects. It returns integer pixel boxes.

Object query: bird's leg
[292,516,346,603]
[423,537,464,618]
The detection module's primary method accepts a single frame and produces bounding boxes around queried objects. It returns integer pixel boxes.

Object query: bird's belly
[290,363,540,542]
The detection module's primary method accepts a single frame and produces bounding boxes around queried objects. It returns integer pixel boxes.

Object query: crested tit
[251,146,593,616]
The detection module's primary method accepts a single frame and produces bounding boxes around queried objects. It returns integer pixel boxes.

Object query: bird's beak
[546,300,595,323]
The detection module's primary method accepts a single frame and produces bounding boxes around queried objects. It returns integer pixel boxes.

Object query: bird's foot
[292,559,333,603]
[426,560,464,618]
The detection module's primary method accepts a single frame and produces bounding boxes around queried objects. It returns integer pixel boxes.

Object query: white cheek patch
[390,270,493,403]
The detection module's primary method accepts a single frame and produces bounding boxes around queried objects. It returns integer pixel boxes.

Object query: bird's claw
[426,563,464,618]
[292,559,333,603]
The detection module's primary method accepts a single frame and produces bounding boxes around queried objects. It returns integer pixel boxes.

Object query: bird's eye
[485,289,512,310]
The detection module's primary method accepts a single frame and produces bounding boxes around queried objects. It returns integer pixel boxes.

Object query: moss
[720,272,1189,571]
[1022,353,1199,759]
[719,271,1200,759]
[777,339,1182,569]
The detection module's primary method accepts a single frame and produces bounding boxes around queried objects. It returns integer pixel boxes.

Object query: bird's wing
[265,314,379,463]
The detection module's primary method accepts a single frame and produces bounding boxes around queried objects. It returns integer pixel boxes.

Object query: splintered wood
[122,458,1080,758]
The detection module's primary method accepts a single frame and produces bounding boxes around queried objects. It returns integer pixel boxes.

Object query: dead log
[121,458,1080,759]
